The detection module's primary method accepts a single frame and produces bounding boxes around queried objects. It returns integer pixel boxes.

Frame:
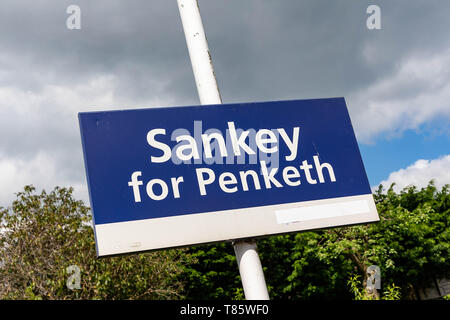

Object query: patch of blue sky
[358,124,450,187]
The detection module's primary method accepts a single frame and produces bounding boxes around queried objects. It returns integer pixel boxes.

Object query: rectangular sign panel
[79,98,379,256]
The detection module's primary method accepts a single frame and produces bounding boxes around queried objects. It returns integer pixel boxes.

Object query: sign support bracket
[176,0,270,300]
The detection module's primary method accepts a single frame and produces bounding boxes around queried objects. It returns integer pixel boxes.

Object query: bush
[0,186,191,300]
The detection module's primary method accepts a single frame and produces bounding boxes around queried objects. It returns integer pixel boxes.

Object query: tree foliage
[183,181,450,300]
[180,243,244,300]
[0,181,448,300]
[0,186,191,300]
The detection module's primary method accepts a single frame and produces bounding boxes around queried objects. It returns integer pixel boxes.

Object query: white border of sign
[95,194,378,256]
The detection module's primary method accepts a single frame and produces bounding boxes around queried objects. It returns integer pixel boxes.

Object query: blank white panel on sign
[275,199,370,224]
[94,194,378,256]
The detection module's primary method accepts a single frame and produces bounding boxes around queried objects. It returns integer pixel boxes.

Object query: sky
[0,0,449,206]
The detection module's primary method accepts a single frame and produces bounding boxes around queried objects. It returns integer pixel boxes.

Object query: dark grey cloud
[200,0,450,102]
[0,0,196,103]
[1,0,449,103]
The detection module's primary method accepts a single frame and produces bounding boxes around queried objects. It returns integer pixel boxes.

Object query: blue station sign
[79,98,379,256]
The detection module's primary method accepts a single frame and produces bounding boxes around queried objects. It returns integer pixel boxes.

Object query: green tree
[281,181,449,300]
[181,243,243,300]
[183,182,450,300]
[2,182,448,300]
[0,185,191,300]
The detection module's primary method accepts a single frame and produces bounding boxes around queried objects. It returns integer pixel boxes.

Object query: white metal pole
[176,0,270,300]
[233,239,270,300]
[177,0,222,105]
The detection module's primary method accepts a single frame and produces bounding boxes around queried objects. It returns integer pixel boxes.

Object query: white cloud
[348,49,450,143]
[0,75,170,208]
[376,155,450,192]
[0,152,89,207]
